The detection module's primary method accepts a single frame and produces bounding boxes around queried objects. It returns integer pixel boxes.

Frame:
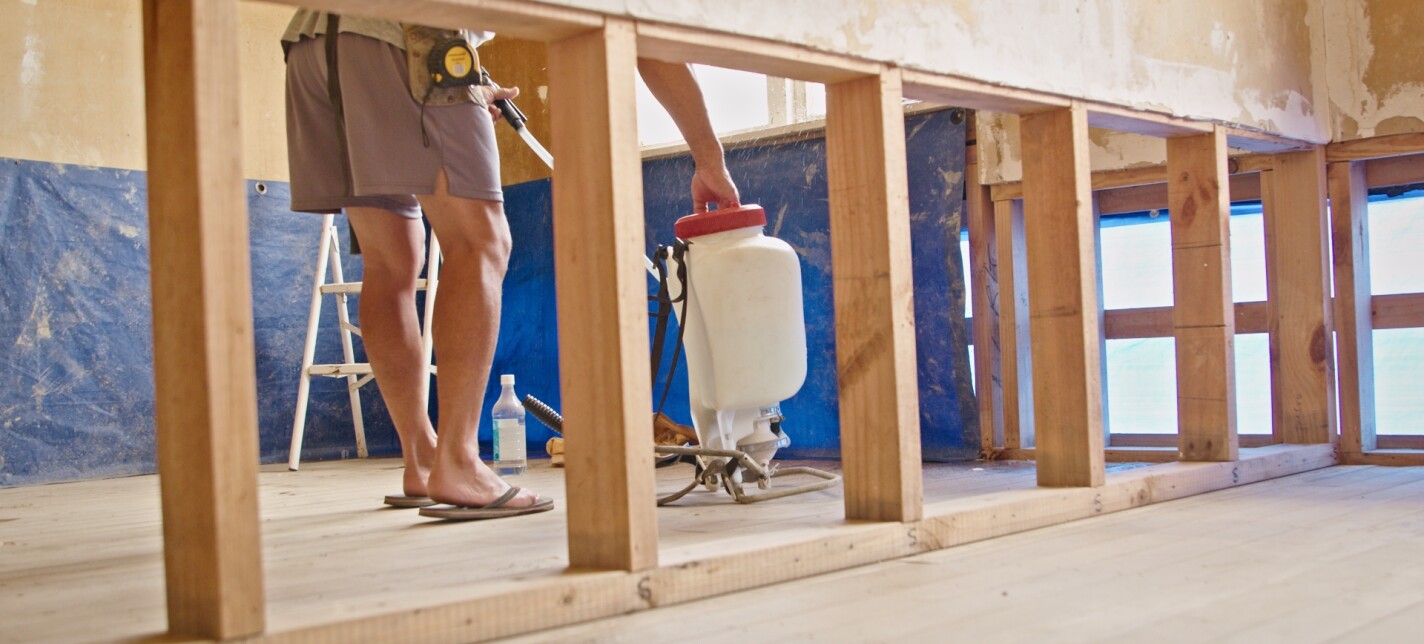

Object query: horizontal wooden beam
[1220,125,1317,153]
[262,446,1336,642]
[1085,102,1212,139]
[1366,153,1424,189]
[998,447,1181,463]
[1340,450,1424,467]
[1327,132,1424,162]
[1111,433,1275,449]
[636,22,880,83]
[989,151,1423,206]
[1377,435,1424,450]
[969,291,1424,344]
[1103,301,1270,338]
[903,71,1071,115]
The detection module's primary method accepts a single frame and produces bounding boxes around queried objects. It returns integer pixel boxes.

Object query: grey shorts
[284,34,502,219]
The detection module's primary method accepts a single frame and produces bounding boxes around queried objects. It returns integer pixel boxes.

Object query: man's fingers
[491,86,520,101]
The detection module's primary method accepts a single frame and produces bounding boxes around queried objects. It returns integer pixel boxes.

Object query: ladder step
[309,363,374,376]
[320,279,431,295]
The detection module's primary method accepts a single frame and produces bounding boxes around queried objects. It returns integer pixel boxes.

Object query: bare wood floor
[1,457,1065,643]
[509,465,1424,643]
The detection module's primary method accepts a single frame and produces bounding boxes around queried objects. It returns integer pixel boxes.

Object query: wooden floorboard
[0,447,1343,642]
[513,466,1424,643]
[0,457,1042,642]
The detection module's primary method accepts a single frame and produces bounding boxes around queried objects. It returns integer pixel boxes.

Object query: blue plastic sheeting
[0,162,401,487]
[0,109,975,487]
[492,110,976,460]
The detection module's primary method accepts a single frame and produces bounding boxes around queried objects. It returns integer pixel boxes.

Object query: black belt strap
[324,14,361,254]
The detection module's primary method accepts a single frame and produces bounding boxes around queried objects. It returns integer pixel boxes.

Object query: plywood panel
[1263,150,1338,444]
[1018,107,1105,487]
[141,0,264,637]
[1327,161,1377,454]
[548,20,658,571]
[825,68,923,522]
[1167,130,1238,461]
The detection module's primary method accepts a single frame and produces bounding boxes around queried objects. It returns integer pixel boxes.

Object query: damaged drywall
[558,0,1331,143]
[976,113,1171,185]
[1326,0,1424,140]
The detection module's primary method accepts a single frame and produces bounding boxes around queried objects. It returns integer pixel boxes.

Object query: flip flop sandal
[417,487,555,520]
[384,495,437,509]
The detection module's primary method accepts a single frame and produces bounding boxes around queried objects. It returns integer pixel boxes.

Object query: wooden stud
[141,0,264,638]
[1092,197,1112,441]
[1167,130,1238,461]
[966,156,1004,453]
[995,200,1035,449]
[549,20,658,571]
[1328,161,1377,454]
[1264,169,1287,441]
[1019,106,1106,487]
[825,68,924,522]
[1263,150,1338,444]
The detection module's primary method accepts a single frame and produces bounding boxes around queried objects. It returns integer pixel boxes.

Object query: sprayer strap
[648,240,690,416]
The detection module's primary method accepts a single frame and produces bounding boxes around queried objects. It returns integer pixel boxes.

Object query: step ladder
[288,213,441,470]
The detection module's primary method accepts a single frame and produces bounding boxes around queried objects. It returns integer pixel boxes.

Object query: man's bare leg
[345,208,438,497]
[420,170,543,508]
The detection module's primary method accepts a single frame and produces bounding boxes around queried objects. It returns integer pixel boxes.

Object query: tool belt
[403,25,486,108]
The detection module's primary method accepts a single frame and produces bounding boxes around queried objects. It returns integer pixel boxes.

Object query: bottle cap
[674,204,766,239]
[500,374,515,385]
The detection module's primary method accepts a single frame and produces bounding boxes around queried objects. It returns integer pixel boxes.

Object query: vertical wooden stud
[1167,130,1239,461]
[1263,149,1338,444]
[995,199,1034,449]
[1261,171,1286,443]
[1019,106,1106,487]
[1328,161,1376,454]
[1092,197,1111,441]
[967,158,1004,453]
[549,21,658,571]
[825,68,923,522]
[141,0,265,637]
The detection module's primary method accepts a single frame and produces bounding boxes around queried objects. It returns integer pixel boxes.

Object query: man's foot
[427,455,545,509]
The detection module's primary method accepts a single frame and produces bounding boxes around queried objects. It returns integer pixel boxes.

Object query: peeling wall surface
[1326,0,1424,140]
[553,0,1331,143]
[1,0,292,179]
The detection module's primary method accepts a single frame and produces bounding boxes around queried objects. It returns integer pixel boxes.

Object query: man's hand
[692,165,740,213]
[478,85,520,122]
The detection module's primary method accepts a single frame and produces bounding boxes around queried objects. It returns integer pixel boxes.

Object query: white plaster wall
[2,0,292,179]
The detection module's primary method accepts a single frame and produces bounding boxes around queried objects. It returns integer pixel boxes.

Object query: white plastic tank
[668,204,807,469]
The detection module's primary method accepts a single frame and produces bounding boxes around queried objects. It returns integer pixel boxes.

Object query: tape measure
[427,38,481,88]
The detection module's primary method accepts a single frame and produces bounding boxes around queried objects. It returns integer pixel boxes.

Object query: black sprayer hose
[523,394,563,435]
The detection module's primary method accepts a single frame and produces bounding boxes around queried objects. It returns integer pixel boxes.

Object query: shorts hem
[359,183,505,204]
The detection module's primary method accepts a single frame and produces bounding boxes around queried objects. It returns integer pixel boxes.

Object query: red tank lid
[674,204,766,239]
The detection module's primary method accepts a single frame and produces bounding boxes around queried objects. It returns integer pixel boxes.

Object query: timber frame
[139,1,1420,640]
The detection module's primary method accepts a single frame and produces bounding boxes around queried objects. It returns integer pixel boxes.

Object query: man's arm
[637,59,741,213]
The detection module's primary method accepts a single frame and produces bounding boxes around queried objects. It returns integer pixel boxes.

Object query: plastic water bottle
[492,374,527,475]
